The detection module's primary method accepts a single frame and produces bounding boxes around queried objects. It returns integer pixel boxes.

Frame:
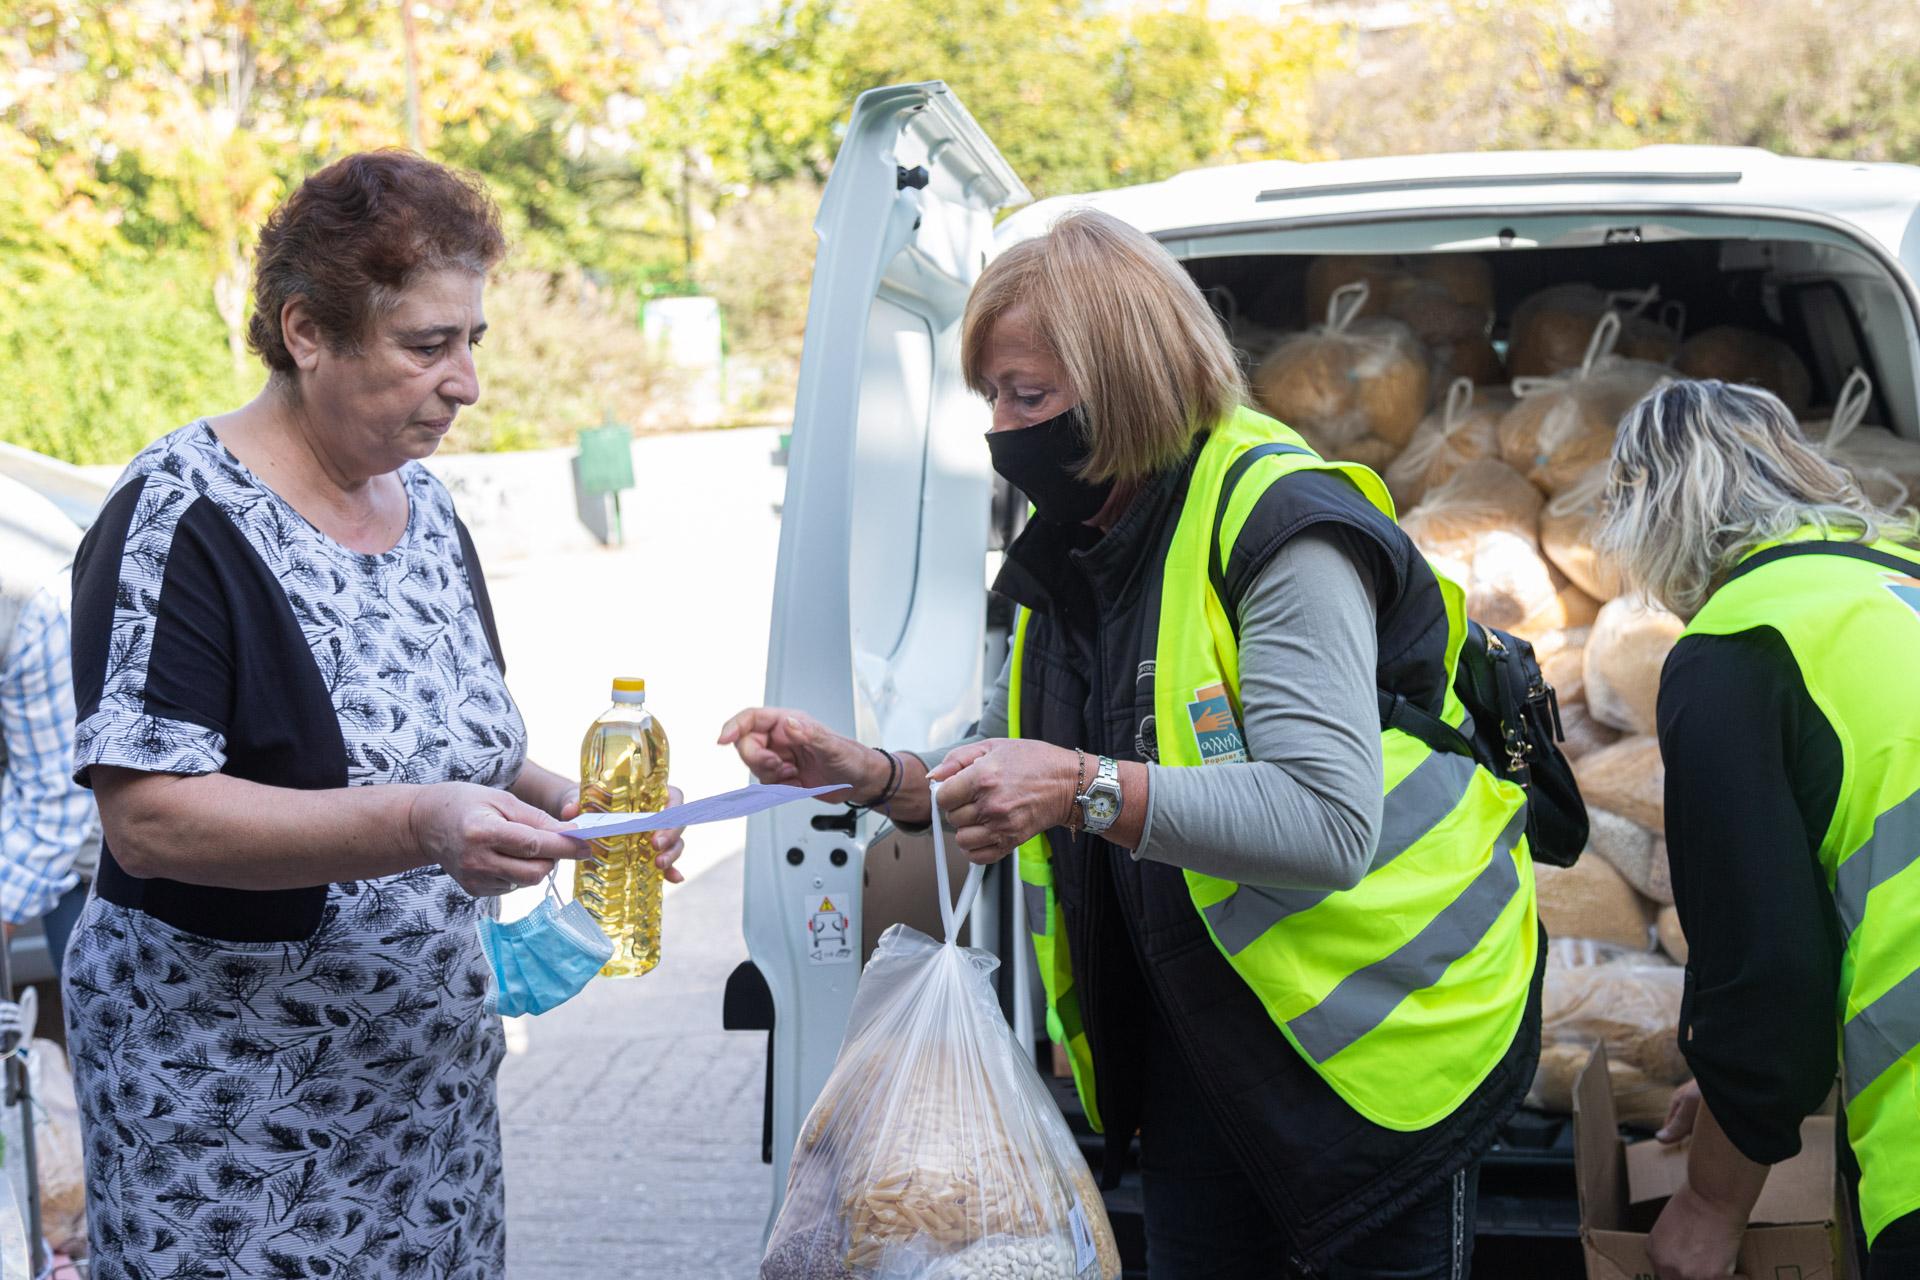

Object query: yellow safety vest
[1683,531,1920,1244]
[1012,406,1538,1131]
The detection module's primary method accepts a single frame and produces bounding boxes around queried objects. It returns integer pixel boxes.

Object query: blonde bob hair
[960,208,1247,484]
[1595,379,1920,617]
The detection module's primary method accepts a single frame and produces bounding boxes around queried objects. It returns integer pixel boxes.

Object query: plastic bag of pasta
[762,787,1121,1280]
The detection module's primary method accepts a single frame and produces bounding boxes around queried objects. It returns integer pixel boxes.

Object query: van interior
[1181,232,1918,435]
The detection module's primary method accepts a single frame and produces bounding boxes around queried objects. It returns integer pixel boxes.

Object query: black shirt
[1657,627,1845,1163]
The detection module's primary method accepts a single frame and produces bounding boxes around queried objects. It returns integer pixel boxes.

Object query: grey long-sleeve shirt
[922,530,1383,891]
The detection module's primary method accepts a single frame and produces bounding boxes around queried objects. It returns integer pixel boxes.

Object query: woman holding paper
[63,152,683,1278]
[724,210,1543,1280]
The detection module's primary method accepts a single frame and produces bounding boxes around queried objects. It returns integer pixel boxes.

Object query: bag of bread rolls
[1508,284,1681,378]
[1386,378,1512,510]
[1460,531,1597,642]
[1557,695,1624,762]
[1807,369,1920,509]
[1657,904,1688,963]
[1499,313,1671,497]
[1574,735,1665,834]
[1411,253,1495,313]
[1381,276,1503,389]
[1528,952,1689,1125]
[1535,853,1656,950]
[1674,325,1813,415]
[764,845,1121,1280]
[1255,284,1432,451]
[1583,597,1684,735]
[1304,255,1406,327]
[1585,808,1665,903]
[1539,464,1628,601]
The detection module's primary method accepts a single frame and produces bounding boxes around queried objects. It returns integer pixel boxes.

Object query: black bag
[1379,621,1588,867]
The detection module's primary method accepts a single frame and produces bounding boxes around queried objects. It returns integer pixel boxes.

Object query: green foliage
[0,254,253,465]
[454,269,677,454]
[679,0,1337,199]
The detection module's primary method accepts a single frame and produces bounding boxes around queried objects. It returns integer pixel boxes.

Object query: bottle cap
[611,677,647,704]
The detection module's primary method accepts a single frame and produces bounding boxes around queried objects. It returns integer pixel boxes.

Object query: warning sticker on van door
[803,893,854,964]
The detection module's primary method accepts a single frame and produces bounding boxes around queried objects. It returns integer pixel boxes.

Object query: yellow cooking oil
[576,677,670,977]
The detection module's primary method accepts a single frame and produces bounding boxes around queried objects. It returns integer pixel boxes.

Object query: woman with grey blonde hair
[724,210,1542,1279]
[1596,379,1920,1280]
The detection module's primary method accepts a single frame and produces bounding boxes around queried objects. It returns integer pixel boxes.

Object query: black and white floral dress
[65,422,526,1280]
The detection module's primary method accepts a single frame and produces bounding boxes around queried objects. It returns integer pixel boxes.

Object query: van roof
[1000,146,1920,262]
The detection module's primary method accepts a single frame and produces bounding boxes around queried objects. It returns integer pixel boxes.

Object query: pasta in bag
[763,788,1121,1280]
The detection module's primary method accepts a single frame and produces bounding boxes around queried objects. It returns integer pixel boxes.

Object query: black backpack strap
[1209,442,1314,642]
[1378,689,1477,759]
[1722,540,1920,588]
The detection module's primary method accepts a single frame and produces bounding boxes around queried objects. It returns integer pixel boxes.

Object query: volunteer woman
[1595,380,1920,1280]
[722,210,1542,1279]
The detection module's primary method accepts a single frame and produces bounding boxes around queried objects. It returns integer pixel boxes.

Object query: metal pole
[0,937,43,1278]
[400,0,424,152]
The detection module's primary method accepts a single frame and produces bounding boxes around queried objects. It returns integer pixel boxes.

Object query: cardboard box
[1574,1044,1846,1279]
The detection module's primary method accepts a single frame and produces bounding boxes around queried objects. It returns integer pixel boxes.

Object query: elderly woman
[1594,380,1920,1280]
[64,151,682,1278]
[724,210,1541,1279]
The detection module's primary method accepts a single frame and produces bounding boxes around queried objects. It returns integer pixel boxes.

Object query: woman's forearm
[94,766,425,889]
[511,759,575,818]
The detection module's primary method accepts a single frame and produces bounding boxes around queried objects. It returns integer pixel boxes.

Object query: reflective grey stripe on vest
[1288,806,1527,1064]
[1022,879,1049,935]
[1844,962,1920,1102]
[1834,786,1920,941]
[1201,750,1482,956]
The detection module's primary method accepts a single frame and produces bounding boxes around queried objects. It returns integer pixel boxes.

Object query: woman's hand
[1659,1079,1704,1144]
[928,739,1079,865]
[410,781,588,898]
[1649,1184,1748,1280]
[557,785,690,885]
[718,708,883,802]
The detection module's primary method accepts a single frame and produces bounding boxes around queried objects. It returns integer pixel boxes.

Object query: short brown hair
[246,150,507,373]
[961,209,1246,483]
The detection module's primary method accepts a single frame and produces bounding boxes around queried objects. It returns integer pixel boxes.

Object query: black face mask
[985,406,1114,526]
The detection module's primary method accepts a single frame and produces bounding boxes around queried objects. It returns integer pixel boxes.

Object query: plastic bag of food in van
[1538,463,1627,601]
[1254,283,1431,451]
[1507,283,1681,379]
[762,789,1120,1280]
[1807,368,1920,509]
[1583,596,1684,736]
[1399,458,1595,640]
[1498,313,1671,497]
[1675,325,1813,416]
[1386,378,1512,510]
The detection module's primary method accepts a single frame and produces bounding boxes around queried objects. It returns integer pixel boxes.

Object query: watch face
[1087,792,1120,824]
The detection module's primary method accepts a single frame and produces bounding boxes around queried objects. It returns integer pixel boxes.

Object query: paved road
[447,427,789,1276]
[497,849,771,1277]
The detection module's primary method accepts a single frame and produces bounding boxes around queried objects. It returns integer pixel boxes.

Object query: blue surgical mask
[476,877,615,1018]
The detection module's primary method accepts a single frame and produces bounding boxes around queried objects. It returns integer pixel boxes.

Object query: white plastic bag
[763,786,1121,1280]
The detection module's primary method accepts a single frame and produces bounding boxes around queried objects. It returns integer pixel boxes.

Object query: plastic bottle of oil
[576,677,670,977]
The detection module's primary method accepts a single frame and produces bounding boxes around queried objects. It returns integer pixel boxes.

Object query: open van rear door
[737,81,1029,1227]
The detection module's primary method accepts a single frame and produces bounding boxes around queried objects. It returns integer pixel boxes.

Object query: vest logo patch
[1188,683,1248,764]
[1887,575,1920,617]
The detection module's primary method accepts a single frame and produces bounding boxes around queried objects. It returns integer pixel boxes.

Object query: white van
[729,79,1920,1270]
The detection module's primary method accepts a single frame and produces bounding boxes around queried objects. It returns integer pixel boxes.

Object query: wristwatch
[1075,755,1122,835]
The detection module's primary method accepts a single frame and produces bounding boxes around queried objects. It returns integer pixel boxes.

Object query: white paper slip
[562,782,849,840]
